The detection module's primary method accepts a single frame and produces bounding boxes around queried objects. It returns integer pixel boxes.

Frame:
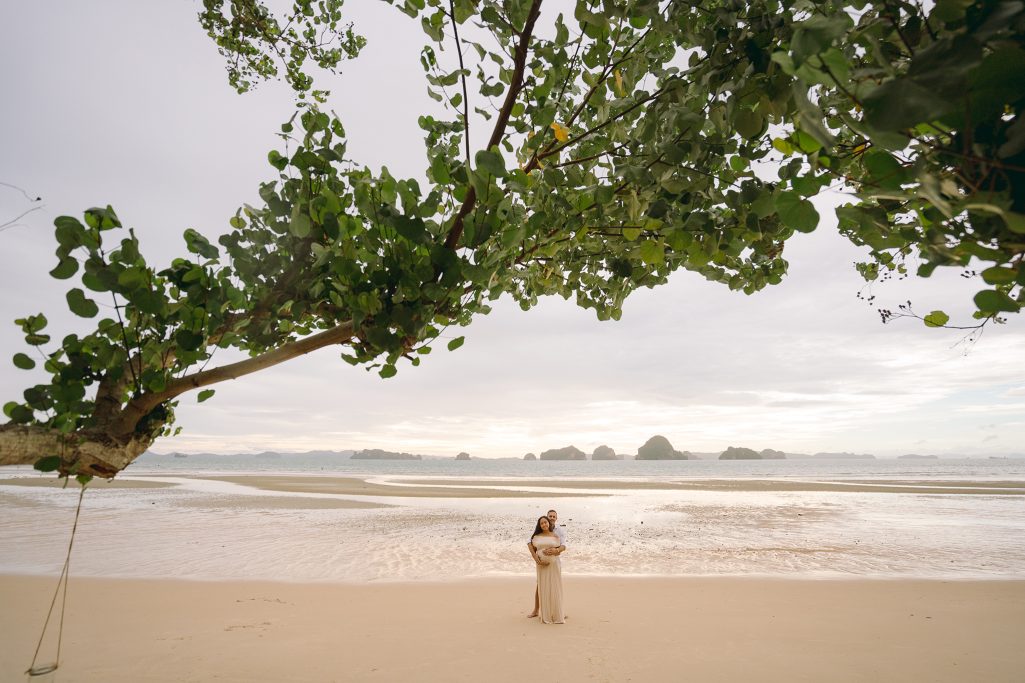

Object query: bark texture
[0,424,154,478]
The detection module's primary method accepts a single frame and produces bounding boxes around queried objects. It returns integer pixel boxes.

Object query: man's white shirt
[554,525,567,546]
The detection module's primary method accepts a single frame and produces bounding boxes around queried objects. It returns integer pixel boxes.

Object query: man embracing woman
[526,508,566,624]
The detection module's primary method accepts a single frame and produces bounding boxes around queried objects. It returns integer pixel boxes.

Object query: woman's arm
[527,540,542,564]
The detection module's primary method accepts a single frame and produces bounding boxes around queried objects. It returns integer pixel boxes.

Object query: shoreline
[6,472,1023,496]
[3,575,1023,682]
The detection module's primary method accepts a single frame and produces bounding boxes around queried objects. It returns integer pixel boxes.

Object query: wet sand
[2,576,1023,682]
[7,474,1021,497]
[168,474,1025,497]
[190,475,598,498]
[395,477,1025,495]
[0,477,174,489]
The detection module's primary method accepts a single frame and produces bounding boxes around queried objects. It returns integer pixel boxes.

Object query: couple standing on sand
[526,508,566,624]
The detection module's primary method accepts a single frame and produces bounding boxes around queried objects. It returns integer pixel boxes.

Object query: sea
[1,455,1023,583]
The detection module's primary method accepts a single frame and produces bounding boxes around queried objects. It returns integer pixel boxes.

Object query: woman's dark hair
[532,516,549,538]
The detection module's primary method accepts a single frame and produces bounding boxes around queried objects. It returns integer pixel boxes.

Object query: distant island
[351,449,422,461]
[899,454,939,460]
[719,446,759,460]
[592,445,621,460]
[637,436,693,460]
[523,453,537,460]
[540,446,586,461]
[455,452,471,461]
[720,447,787,460]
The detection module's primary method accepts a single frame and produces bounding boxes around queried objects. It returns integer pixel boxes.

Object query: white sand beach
[2,468,1025,681]
[2,576,1023,682]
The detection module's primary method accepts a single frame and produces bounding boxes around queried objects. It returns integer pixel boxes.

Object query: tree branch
[449,0,472,168]
[443,0,543,251]
[109,320,356,435]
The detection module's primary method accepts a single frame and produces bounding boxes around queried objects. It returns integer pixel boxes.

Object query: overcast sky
[1,2,1023,458]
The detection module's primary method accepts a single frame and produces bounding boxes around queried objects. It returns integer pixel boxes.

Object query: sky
[1,2,1023,459]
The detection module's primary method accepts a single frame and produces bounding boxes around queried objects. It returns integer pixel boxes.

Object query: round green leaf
[197,389,216,403]
[13,353,35,370]
[475,149,507,177]
[923,310,949,327]
[49,257,79,280]
[733,109,766,140]
[66,288,99,318]
[981,266,1017,285]
[378,364,397,379]
[638,239,663,267]
[447,336,465,351]
[175,329,204,351]
[289,213,312,238]
[974,289,1021,313]
[775,192,820,232]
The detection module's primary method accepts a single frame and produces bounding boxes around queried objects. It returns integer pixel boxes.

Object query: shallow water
[126,453,1025,481]
[1,470,1023,582]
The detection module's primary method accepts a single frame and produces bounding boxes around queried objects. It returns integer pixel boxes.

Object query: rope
[27,481,87,677]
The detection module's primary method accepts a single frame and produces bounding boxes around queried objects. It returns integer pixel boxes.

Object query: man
[527,508,566,618]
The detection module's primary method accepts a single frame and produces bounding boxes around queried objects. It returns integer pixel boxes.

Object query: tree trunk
[0,424,154,479]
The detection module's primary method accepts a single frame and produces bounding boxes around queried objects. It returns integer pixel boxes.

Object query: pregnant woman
[529,516,565,624]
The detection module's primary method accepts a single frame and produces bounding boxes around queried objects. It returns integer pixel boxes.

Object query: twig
[449,0,472,168]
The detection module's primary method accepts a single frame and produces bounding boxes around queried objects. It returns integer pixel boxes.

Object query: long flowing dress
[532,534,565,624]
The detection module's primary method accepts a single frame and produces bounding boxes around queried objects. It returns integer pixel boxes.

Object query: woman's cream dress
[532,534,565,624]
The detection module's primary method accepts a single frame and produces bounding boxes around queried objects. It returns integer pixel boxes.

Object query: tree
[2,0,1023,480]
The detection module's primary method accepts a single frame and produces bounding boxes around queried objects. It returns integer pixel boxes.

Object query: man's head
[547,509,558,525]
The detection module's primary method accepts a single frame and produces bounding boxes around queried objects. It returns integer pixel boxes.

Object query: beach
[2,576,1023,682]
[2,464,1025,681]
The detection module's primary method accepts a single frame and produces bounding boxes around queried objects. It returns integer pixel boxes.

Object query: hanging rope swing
[26,480,87,681]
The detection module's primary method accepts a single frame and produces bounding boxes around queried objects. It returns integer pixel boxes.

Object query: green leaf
[981,267,1017,285]
[13,353,35,370]
[268,149,288,171]
[776,192,820,232]
[175,329,204,351]
[793,131,822,154]
[25,334,50,346]
[430,155,451,183]
[117,267,148,290]
[733,109,765,140]
[863,151,907,190]
[34,456,62,473]
[974,289,1021,313]
[1002,211,1025,235]
[290,213,312,238]
[933,0,974,25]
[923,310,949,327]
[184,228,220,259]
[378,364,397,379]
[84,205,121,230]
[791,15,851,66]
[76,473,93,486]
[475,149,506,177]
[66,288,99,318]
[447,336,465,351]
[772,138,794,155]
[49,257,79,280]
[638,240,663,267]
[197,389,216,403]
